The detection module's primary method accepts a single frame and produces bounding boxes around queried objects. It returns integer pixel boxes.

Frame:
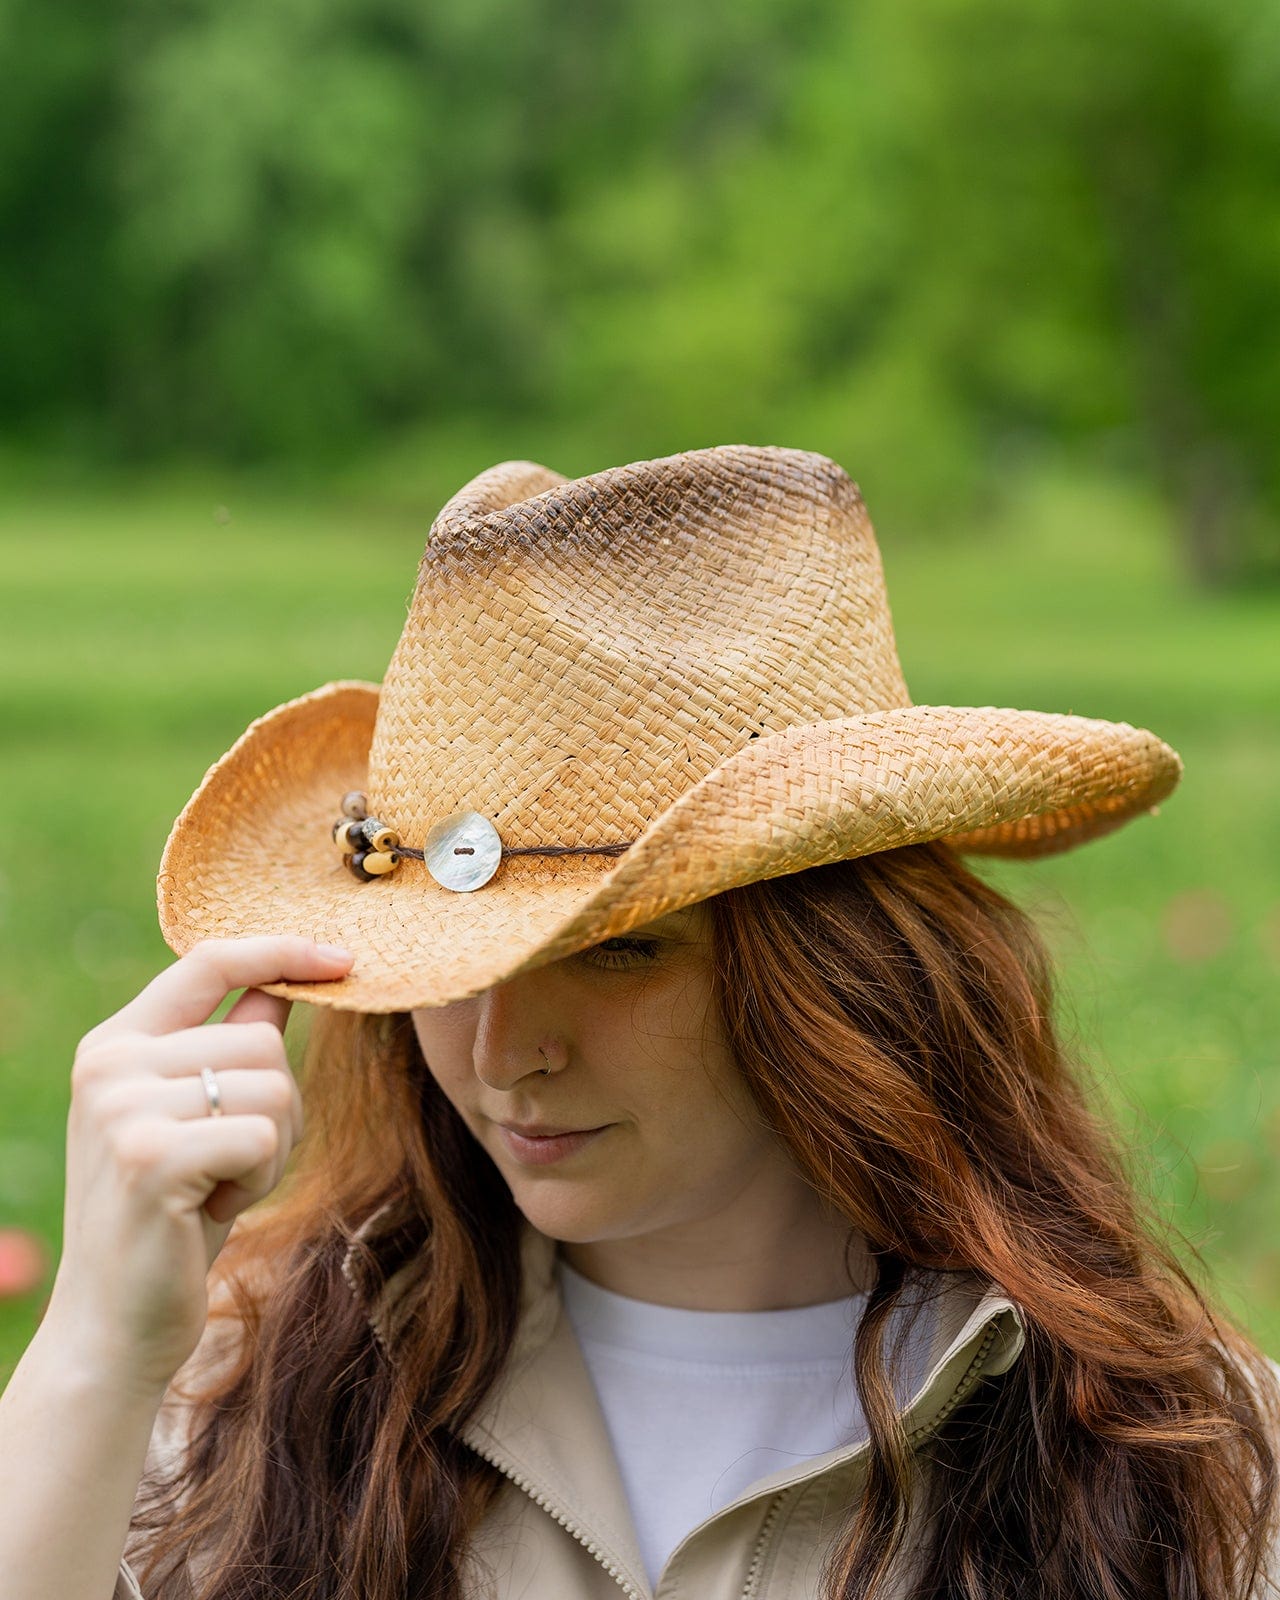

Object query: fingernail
[316,943,354,961]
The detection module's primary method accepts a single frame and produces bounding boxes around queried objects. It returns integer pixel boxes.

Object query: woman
[2,446,1277,1600]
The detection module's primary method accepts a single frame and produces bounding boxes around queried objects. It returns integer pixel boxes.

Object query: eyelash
[580,937,663,970]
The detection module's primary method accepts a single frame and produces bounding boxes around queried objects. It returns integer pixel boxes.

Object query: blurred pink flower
[0,1228,47,1298]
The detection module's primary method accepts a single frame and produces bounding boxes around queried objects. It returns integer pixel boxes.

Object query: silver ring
[538,1047,552,1077]
[199,1065,223,1117]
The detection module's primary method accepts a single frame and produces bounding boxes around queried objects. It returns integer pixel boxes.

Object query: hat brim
[156,680,1182,1011]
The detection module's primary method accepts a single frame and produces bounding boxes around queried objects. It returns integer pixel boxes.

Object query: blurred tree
[0,0,115,433]
[548,0,1280,580]
[0,0,1277,582]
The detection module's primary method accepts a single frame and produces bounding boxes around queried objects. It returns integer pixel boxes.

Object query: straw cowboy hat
[156,445,1183,1013]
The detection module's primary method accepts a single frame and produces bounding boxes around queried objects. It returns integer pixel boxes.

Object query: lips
[499,1121,601,1139]
[495,1122,612,1166]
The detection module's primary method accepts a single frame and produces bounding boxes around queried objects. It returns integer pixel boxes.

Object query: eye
[579,936,663,970]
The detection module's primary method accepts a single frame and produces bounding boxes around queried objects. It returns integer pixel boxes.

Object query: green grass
[1,460,1277,1379]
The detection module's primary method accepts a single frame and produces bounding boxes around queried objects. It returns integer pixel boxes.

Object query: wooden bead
[346,847,399,881]
[360,818,400,853]
[331,818,360,853]
[341,791,369,821]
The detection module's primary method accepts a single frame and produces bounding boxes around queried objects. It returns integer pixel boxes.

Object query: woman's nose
[471,973,566,1092]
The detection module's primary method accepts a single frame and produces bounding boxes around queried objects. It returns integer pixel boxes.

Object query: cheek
[612,1078,773,1229]
[616,983,750,1140]
[410,1013,475,1114]
[627,1055,758,1172]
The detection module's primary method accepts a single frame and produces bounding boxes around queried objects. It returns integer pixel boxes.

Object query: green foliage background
[1,0,1278,1374]
[4,0,1280,582]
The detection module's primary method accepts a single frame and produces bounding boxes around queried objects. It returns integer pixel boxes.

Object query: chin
[508,1183,632,1244]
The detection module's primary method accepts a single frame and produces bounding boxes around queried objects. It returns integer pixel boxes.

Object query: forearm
[0,1323,167,1600]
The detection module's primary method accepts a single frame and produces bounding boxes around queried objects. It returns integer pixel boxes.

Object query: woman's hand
[42,935,353,1400]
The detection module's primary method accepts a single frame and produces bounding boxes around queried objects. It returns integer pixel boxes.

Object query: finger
[145,1113,285,1203]
[204,1179,256,1228]
[92,936,353,1041]
[84,1026,304,1144]
[161,1025,302,1145]
[222,987,292,1032]
[147,1067,303,1146]
[135,1021,289,1079]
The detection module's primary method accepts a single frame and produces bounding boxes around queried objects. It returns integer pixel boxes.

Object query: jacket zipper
[739,1322,1001,1599]
[466,1320,1004,1600]
[464,1434,645,1600]
[740,1489,789,1599]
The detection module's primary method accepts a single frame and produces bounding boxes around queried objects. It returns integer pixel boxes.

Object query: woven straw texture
[157,445,1183,1012]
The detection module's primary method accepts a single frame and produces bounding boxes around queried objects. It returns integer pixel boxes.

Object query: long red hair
[129,841,1280,1598]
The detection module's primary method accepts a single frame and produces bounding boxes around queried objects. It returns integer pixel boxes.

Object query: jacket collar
[340,1195,1027,1598]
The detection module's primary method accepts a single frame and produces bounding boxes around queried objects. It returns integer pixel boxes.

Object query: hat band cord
[395,842,632,860]
[331,791,632,888]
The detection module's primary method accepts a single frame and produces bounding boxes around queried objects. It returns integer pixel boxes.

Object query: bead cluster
[331,791,403,881]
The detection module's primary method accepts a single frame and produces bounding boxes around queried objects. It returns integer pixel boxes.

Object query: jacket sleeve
[108,1288,246,1600]
[113,1557,146,1599]
[1253,1356,1280,1599]
[109,1376,203,1600]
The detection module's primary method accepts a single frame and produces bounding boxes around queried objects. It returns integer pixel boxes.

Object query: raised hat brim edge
[155,680,1183,1012]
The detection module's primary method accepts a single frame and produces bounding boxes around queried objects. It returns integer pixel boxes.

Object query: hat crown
[366,446,912,850]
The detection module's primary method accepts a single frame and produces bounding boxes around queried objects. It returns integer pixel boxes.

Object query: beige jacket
[114,1198,1279,1600]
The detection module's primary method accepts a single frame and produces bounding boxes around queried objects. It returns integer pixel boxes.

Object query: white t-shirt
[557,1257,936,1590]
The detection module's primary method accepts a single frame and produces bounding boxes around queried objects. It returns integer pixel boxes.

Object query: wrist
[29,1302,173,1411]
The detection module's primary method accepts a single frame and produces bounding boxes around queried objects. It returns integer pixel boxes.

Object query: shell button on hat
[155,446,1183,1013]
